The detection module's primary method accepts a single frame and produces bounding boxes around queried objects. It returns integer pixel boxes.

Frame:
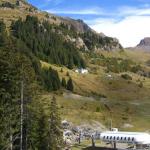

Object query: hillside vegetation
[11,16,86,69]
[0,0,150,149]
[40,55,150,131]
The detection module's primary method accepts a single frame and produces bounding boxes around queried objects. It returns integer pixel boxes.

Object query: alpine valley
[0,0,150,149]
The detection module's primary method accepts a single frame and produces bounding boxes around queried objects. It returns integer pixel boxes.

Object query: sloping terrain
[0,1,150,149]
[40,49,150,131]
[1,0,149,130]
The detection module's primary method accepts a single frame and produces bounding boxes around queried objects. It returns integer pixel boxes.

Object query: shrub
[60,68,63,72]
[61,77,66,88]
[131,65,142,73]
[66,71,70,76]
[138,82,143,88]
[121,74,132,80]
[1,2,15,9]
[109,81,112,85]
[67,78,74,92]
[96,107,100,112]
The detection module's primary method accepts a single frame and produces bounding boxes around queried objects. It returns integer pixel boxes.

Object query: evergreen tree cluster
[42,69,75,92]
[0,20,64,149]
[29,96,63,150]
[61,77,74,92]
[11,15,86,69]
[0,36,36,149]
[42,67,61,91]
[48,96,63,150]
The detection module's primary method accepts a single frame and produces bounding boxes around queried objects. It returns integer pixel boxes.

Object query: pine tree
[48,96,63,150]
[67,78,74,92]
[60,68,63,73]
[0,58,16,149]
[50,68,61,91]
[42,67,61,91]
[27,94,49,150]
[61,77,66,88]
[68,55,74,69]
[0,33,39,149]
[36,108,48,150]
[42,68,53,91]
[0,21,8,47]
[66,71,70,76]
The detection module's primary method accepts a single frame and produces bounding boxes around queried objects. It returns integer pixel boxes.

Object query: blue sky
[28,0,150,47]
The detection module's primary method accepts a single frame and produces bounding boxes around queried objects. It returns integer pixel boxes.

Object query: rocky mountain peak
[137,37,150,46]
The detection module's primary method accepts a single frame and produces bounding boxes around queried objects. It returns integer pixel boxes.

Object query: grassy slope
[1,3,149,150]
[0,0,149,131]
[40,49,150,131]
[0,0,60,29]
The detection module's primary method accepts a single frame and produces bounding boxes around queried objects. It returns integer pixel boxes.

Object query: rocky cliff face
[136,37,150,51]
[61,18,93,33]
[138,37,150,46]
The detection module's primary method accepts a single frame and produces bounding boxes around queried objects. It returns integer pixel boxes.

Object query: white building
[100,128,150,149]
[107,74,112,78]
[75,68,88,74]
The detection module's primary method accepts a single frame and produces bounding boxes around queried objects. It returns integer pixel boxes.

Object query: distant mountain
[134,37,150,51]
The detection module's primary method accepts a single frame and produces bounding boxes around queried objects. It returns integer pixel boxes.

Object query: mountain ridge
[0,0,122,51]
[129,37,150,52]
[136,37,150,51]
[1,1,150,148]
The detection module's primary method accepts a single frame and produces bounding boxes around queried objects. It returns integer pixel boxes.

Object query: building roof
[101,131,150,144]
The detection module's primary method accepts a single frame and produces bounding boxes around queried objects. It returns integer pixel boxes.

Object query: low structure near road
[75,68,89,74]
[100,128,150,149]
[75,68,88,74]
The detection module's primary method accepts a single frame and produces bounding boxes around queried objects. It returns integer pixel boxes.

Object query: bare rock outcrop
[135,37,150,51]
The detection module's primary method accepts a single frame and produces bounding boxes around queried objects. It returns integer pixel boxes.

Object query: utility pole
[20,79,24,150]
[78,132,81,144]
[113,142,116,149]
[109,110,113,131]
[110,119,112,131]
[91,135,95,147]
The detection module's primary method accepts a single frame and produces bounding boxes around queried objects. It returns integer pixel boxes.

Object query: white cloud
[46,7,104,15]
[117,6,150,16]
[90,15,150,47]
[86,6,150,47]
[39,0,64,8]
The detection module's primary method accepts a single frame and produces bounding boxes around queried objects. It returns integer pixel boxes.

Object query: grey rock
[135,37,150,51]
[138,37,150,46]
